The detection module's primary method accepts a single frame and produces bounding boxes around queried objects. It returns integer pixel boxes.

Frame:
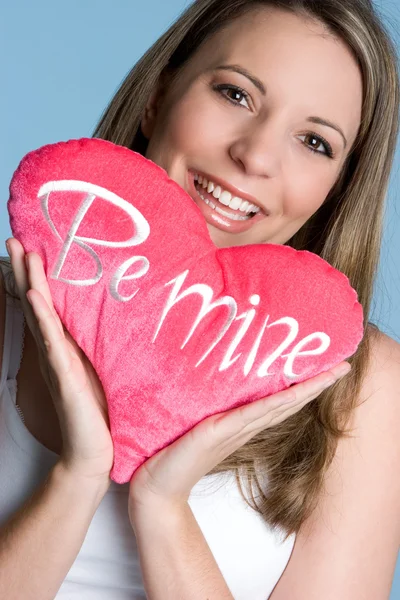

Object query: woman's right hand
[6,237,114,487]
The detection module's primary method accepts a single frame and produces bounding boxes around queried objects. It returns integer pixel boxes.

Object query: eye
[299,133,334,158]
[212,83,251,109]
[212,83,335,159]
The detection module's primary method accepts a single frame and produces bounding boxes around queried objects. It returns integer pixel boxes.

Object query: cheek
[282,163,335,218]
[158,90,232,156]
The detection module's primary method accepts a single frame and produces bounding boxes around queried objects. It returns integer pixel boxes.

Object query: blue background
[1,1,399,596]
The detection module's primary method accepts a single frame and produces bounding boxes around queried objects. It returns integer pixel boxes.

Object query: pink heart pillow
[8,138,364,483]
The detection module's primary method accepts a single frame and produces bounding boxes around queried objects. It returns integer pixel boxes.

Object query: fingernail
[333,363,352,378]
[321,377,336,389]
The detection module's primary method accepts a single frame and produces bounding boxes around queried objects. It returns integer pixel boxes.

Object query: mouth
[187,170,268,234]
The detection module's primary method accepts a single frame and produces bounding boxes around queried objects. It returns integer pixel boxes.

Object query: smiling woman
[93,0,399,525]
[1,0,399,599]
[134,6,363,248]
[92,0,400,594]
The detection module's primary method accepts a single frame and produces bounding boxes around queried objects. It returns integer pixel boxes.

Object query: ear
[140,69,173,140]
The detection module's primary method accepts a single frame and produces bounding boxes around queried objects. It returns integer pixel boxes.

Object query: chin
[206,224,259,248]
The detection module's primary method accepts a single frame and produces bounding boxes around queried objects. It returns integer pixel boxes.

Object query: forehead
[195,7,355,77]
[183,6,362,141]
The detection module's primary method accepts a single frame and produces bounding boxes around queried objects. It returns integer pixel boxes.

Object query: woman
[1,0,399,598]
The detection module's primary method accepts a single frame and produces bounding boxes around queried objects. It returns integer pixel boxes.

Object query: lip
[186,170,267,235]
[189,169,268,215]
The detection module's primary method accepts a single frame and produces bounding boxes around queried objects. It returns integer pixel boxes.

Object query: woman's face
[141,6,363,248]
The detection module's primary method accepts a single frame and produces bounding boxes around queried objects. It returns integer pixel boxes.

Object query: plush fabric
[7,138,364,484]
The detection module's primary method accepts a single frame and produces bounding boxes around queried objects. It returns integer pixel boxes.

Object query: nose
[229,120,281,177]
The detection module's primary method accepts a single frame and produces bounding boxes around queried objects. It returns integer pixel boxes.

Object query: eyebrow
[306,116,347,149]
[212,64,267,95]
[212,64,348,148]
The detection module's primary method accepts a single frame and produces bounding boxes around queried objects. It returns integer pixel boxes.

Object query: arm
[130,500,234,599]
[0,462,109,600]
[269,331,400,600]
[127,355,351,599]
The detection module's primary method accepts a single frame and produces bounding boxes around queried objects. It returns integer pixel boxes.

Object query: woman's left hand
[128,360,351,518]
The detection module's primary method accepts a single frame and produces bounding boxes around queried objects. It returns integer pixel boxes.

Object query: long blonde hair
[4,0,399,540]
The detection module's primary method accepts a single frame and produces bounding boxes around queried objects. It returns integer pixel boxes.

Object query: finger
[26,288,73,383]
[26,252,64,334]
[6,238,43,343]
[213,362,351,436]
[276,363,349,403]
[7,239,65,339]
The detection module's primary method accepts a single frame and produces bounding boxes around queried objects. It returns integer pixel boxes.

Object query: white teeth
[194,174,261,214]
[230,196,243,210]
[219,190,232,206]
[212,185,222,200]
[196,189,251,221]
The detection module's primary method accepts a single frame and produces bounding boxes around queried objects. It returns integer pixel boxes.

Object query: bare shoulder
[270,325,400,600]
[362,325,400,394]
[349,324,400,448]
[351,325,400,435]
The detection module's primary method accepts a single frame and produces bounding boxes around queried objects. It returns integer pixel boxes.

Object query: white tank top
[0,258,295,599]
